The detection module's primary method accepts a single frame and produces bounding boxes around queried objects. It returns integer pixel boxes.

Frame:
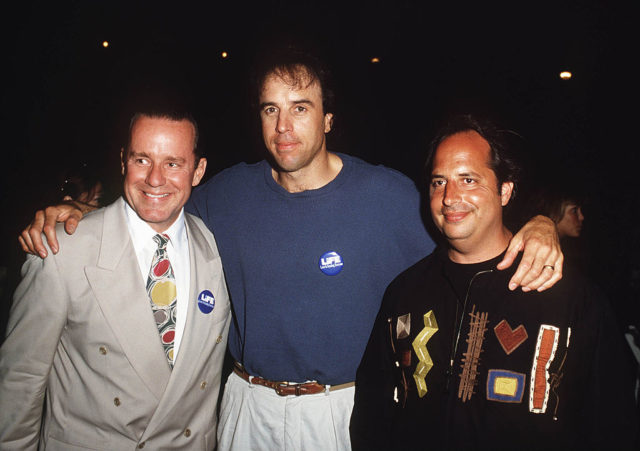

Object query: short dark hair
[126,110,201,164]
[251,45,336,115]
[425,114,522,199]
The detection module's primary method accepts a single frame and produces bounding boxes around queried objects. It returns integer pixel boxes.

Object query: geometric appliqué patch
[494,319,528,355]
[529,324,560,414]
[458,305,489,402]
[412,310,439,398]
[396,313,411,339]
[486,369,525,403]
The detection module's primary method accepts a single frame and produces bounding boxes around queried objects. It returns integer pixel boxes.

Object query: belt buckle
[274,382,293,396]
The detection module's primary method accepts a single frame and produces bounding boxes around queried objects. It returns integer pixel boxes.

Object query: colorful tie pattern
[147,233,177,368]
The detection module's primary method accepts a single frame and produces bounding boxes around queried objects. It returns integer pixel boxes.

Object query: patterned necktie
[146,233,177,368]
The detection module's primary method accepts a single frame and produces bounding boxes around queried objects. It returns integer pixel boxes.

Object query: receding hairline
[130,113,196,134]
[434,130,493,167]
[260,65,321,95]
[127,113,199,152]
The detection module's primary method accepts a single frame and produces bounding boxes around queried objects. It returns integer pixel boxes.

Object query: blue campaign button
[197,290,215,314]
[318,251,344,276]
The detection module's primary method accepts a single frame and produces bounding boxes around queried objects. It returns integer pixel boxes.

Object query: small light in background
[370,57,380,64]
[221,51,228,59]
[102,41,109,48]
[559,71,572,80]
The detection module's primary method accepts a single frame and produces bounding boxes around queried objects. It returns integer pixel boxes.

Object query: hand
[18,202,86,258]
[497,215,563,292]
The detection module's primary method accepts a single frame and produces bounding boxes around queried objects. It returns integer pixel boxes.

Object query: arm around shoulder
[18,201,88,258]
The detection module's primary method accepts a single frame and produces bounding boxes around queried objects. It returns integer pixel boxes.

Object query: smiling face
[259,69,333,176]
[429,130,514,262]
[121,116,206,232]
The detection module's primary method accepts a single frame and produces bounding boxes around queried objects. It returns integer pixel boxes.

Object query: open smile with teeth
[144,192,170,199]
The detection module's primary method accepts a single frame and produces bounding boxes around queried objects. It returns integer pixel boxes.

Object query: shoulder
[341,153,418,191]
[53,202,111,251]
[515,264,609,324]
[376,252,439,319]
[385,253,437,298]
[338,154,422,214]
[188,161,267,216]
[533,264,593,300]
[196,161,265,193]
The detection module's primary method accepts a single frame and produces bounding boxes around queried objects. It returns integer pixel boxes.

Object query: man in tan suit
[0,110,231,450]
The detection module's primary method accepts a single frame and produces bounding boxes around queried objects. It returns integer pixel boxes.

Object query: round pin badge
[318,251,344,276]
[197,290,215,314]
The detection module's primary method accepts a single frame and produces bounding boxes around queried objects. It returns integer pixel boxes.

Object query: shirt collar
[123,199,187,252]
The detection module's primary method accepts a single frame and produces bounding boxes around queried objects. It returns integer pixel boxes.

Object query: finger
[18,231,36,255]
[507,240,554,291]
[536,254,564,292]
[519,244,562,291]
[63,209,83,234]
[520,263,556,292]
[27,211,49,258]
[517,246,555,290]
[42,208,62,254]
[497,243,521,270]
[507,254,531,291]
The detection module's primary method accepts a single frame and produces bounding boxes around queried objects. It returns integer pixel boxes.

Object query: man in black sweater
[350,115,638,450]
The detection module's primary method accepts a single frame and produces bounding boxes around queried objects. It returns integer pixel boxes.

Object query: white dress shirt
[124,201,190,364]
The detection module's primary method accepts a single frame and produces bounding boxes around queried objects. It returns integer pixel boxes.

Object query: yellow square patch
[486,370,525,403]
[494,377,518,396]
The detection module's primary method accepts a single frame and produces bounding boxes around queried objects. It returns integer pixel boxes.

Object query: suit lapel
[85,198,171,401]
[144,214,222,430]
[174,214,219,371]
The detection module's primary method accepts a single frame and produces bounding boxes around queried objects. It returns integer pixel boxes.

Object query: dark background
[1,1,639,328]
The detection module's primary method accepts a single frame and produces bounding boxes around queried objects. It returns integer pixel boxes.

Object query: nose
[577,207,585,223]
[146,164,165,187]
[276,111,292,134]
[443,181,461,206]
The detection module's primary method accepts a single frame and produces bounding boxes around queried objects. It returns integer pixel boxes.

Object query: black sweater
[351,248,638,450]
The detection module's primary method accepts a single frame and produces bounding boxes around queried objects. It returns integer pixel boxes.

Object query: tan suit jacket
[0,198,231,450]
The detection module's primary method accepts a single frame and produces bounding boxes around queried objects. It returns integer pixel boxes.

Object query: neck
[447,226,513,264]
[272,152,343,193]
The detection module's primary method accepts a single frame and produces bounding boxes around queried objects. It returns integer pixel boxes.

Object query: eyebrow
[430,170,482,179]
[259,98,315,109]
[128,151,186,163]
[457,171,480,177]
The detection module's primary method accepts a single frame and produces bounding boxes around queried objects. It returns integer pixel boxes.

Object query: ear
[120,148,126,176]
[323,113,334,133]
[191,158,207,187]
[500,182,514,206]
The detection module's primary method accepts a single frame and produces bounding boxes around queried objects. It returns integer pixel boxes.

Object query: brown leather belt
[233,362,355,396]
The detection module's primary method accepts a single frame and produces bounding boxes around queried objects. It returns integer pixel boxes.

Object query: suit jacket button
[216,335,223,343]
[113,397,121,406]
[138,442,145,448]
[184,428,191,437]
[99,346,107,355]
[200,381,207,390]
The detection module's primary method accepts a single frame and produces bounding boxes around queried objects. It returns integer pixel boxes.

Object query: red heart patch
[494,319,528,355]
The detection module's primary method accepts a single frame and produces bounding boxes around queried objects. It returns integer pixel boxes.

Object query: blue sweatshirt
[186,153,434,384]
